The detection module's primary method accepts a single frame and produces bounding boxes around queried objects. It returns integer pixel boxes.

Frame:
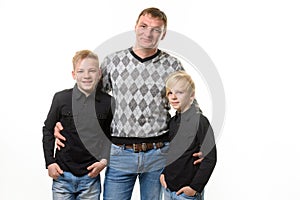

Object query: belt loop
[141,143,147,151]
[156,142,164,149]
[133,144,138,153]
[153,142,157,149]
[120,144,126,150]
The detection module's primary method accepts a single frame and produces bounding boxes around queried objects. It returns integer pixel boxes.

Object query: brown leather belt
[116,142,165,153]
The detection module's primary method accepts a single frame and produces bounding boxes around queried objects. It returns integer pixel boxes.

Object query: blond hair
[72,50,99,70]
[165,70,195,97]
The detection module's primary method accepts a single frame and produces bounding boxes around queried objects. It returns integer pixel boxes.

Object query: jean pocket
[158,142,170,155]
[180,192,197,199]
[110,143,122,155]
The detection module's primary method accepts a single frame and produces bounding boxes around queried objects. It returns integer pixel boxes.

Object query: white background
[1,0,299,199]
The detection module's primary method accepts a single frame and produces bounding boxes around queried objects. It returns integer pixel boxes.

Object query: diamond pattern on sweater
[101,48,184,138]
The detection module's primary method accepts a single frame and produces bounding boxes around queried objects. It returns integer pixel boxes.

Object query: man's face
[135,14,166,50]
[167,81,195,113]
[72,58,101,96]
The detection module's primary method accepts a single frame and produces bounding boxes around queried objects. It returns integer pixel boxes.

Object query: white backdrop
[1,0,299,199]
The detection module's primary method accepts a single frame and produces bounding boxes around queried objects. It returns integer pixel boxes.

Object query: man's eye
[153,28,162,33]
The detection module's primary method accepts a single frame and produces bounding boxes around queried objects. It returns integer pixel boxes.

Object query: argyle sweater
[101,48,184,143]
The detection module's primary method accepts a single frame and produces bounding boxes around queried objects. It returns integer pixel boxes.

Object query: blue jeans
[163,187,204,200]
[103,143,169,200]
[52,171,100,200]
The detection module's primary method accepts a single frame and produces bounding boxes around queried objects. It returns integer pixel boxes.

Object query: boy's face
[167,81,195,113]
[72,58,101,96]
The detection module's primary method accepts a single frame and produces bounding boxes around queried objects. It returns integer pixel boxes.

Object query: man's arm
[193,151,204,165]
[86,159,107,178]
[54,122,66,150]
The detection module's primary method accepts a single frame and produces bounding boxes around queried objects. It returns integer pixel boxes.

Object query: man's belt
[116,142,165,153]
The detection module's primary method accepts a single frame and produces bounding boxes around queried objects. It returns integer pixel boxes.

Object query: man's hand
[54,122,65,150]
[193,151,204,165]
[48,163,63,180]
[87,160,107,178]
[160,174,167,188]
[176,186,197,197]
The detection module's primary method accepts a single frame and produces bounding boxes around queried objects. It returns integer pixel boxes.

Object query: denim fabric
[162,187,204,200]
[52,172,100,200]
[103,143,169,200]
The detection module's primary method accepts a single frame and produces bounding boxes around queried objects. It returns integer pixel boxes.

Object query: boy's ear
[190,91,195,101]
[72,71,76,80]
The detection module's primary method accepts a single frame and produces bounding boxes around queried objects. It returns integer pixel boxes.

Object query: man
[55,7,203,200]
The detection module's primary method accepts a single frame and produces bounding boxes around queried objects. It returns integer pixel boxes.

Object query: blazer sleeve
[190,115,217,193]
[42,93,60,168]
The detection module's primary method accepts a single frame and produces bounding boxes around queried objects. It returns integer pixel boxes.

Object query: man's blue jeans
[52,171,100,200]
[103,143,169,200]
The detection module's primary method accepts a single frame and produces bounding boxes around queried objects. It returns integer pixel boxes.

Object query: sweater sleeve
[100,56,112,93]
[190,115,217,193]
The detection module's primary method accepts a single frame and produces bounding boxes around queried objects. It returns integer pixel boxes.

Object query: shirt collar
[175,103,200,122]
[73,84,98,101]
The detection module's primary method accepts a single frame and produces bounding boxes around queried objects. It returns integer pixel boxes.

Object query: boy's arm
[160,174,168,189]
[190,117,217,193]
[42,93,61,168]
[48,163,63,179]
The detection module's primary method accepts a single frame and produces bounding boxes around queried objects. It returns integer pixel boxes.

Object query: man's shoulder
[157,49,183,69]
[158,49,180,60]
[104,48,130,59]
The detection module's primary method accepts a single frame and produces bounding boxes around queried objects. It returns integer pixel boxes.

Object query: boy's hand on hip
[176,186,197,197]
[48,163,63,180]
